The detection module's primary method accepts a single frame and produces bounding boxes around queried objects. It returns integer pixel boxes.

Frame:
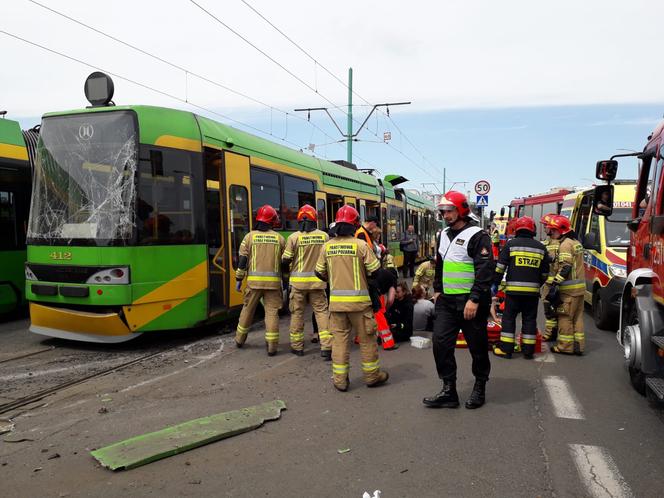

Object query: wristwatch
[470,296,479,304]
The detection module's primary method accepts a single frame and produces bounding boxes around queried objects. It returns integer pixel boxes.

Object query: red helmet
[437,190,470,218]
[297,204,317,222]
[256,204,279,225]
[515,216,536,234]
[549,215,571,235]
[335,204,360,225]
[540,213,557,228]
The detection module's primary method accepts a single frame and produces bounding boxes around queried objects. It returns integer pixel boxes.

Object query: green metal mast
[347,67,353,164]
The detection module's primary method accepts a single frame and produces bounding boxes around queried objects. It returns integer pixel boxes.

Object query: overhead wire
[236,0,442,181]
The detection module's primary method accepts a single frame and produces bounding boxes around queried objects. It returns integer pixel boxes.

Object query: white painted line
[120,339,225,393]
[0,358,130,382]
[542,375,585,420]
[569,444,633,498]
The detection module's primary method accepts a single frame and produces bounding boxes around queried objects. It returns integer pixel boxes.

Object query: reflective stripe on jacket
[283,229,329,290]
[555,236,585,296]
[495,235,549,295]
[315,235,380,312]
[439,226,482,295]
[236,230,285,289]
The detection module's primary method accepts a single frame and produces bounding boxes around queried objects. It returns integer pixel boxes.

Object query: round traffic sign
[475,180,490,195]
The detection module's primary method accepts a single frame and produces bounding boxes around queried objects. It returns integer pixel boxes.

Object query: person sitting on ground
[386,281,414,342]
[412,284,435,332]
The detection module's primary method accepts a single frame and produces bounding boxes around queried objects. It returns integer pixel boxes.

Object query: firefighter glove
[235,280,242,292]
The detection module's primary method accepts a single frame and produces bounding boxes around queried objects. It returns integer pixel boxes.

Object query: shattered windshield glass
[28,112,137,245]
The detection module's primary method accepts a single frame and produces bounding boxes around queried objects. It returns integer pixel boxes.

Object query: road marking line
[542,375,585,419]
[120,339,225,393]
[0,358,130,382]
[569,444,633,498]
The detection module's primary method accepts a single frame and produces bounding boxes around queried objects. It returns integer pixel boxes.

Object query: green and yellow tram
[26,75,437,342]
[0,116,34,317]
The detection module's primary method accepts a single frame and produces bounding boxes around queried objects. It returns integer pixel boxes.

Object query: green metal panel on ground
[91,400,287,471]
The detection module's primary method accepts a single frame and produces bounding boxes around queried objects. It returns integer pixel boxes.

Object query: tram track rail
[0,346,56,365]
[0,348,172,415]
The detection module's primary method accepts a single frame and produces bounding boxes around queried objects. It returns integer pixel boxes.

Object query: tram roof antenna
[0,110,6,118]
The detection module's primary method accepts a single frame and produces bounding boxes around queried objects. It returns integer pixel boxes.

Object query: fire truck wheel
[629,366,646,396]
[592,289,614,331]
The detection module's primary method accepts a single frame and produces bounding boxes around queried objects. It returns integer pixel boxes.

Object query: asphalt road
[0,308,663,497]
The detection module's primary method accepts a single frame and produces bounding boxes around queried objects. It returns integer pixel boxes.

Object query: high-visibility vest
[438,226,482,295]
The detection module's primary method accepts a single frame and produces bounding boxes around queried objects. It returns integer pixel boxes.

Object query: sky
[2,0,663,210]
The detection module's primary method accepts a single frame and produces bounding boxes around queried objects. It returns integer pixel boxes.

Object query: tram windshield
[28,112,138,245]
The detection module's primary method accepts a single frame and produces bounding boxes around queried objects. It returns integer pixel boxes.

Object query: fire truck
[594,119,664,402]
[501,188,572,243]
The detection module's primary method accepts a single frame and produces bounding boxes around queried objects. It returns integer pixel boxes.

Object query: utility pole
[294,68,411,165]
[347,67,353,163]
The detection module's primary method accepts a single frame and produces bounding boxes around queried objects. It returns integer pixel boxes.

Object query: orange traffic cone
[456,331,467,348]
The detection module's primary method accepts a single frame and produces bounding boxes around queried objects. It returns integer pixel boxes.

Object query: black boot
[423,380,459,408]
[465,379,486,409]
[320,350,332,361]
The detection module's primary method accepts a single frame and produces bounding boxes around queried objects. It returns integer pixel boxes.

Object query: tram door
[204,148,228,314]
[223,151,252,309]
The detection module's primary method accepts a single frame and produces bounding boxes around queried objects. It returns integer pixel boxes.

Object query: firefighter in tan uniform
[315,205,389,392]
[282,205,331,358]
[234,205,286,356]
[413,256,436,295]
[540,214,561,342]
[547,215,585,355]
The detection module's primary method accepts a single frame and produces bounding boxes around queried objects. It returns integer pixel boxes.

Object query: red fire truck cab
[596,119,664,401]
[503,188,571,242]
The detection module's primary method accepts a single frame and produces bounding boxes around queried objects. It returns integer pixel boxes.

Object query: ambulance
[562,181,635,330]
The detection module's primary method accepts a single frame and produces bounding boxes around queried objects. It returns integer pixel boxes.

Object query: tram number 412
[49,251,72,261]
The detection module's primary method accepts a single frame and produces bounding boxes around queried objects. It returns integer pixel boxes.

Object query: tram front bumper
[29,303,138,343]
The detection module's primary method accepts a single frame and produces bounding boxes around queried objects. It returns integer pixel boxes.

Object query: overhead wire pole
[347,67,353,163]
[295,91,411,165]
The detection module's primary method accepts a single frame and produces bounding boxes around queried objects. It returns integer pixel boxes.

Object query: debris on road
[410,336,431,349]
[0,418,14,435]
[91,400,287,471]
[337,448,351,454]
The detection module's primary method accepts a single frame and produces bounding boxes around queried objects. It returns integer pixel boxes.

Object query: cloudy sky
[2,0,663,209]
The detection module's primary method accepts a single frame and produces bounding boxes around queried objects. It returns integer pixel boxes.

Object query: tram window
[317,198,327,228]
[360,204,366,222]
[283,175,315,230]
[251,168,281,228]
[389,205,403,241]
[230,185,249,269]
[0,191,18,249]
[137,148,200,245]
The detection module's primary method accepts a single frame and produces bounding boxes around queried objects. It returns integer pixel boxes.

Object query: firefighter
[492,216,549,359]
[315,205,389,392]
[540,213,560,342]
[234,205,286,356]
[413,256,436,296]
[547,215,585,355]
[282,204,331,359]
[423,191,495,410]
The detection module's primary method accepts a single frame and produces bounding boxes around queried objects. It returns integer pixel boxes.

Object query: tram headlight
[86,267,130,285]
[25,265,37,281]
[609,265,627,279]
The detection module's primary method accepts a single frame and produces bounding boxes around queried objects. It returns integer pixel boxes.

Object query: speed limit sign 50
[474,180,490,195]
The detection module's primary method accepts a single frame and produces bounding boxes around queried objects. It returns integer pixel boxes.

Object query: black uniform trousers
[402,251,417,278]
[500,294,539,355]
[432,294,491,382]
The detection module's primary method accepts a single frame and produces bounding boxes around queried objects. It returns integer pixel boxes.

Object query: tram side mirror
[500,207,505,216]
[593,185,614,217]
[596,159,618,181]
